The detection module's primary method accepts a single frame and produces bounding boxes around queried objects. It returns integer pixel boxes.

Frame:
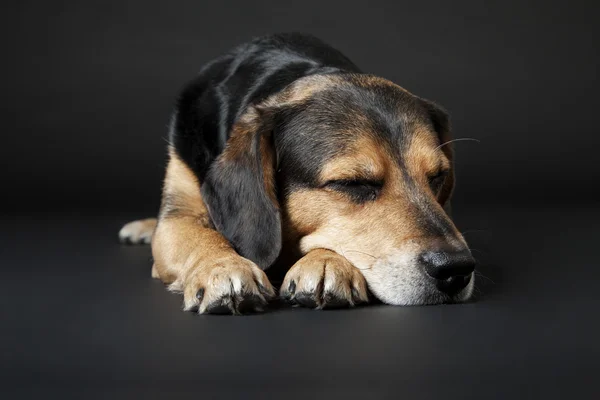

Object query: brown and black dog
[119,33,476,314]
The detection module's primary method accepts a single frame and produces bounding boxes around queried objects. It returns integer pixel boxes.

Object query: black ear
[200,107,281,270]
[422,99,454,215]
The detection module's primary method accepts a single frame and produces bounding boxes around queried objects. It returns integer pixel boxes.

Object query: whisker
[340,248,375,270]
[435,137,480,151]
[343,249,378,259]
[338,248,352,263]
[461,229,491,236]
[474,270,495,284]
[469,248,489,256]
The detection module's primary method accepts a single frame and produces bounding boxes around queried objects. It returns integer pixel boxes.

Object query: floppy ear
[200,106,281,270]
[423,100,455,215]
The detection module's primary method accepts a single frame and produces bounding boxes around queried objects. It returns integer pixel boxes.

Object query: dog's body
[119,33,476,314]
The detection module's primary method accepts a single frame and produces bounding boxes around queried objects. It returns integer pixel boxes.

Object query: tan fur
[431,121,455,208]
[259,133,278,205]
[219,116,278,205]
[261,74,343,108]
[150,150,275,313]
[158,147,211,224]
[280,248,369,308]
[406,122,451,180]
[352,74,412,94]
[318,136,388,184]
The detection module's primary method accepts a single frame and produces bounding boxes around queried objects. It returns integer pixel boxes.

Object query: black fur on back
[170,33,360,182]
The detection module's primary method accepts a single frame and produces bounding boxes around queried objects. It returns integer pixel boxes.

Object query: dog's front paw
[280,249,369,309]
[179,255,275,315]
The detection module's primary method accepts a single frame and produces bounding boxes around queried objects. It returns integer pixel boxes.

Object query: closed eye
[322,179,383,203]
[428,170,449,193]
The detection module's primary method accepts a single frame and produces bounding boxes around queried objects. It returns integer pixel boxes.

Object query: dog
[119,33,476,314]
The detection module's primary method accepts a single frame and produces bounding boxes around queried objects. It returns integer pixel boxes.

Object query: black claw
[351,287,363,303]
[294,292,318,308]
[237,294,266,314]
[205,296,234,315]
[281,280,296,301]
[280,291,293,302]
[257,283,273,299]
[196,288,205,302]
[323,292,350,309]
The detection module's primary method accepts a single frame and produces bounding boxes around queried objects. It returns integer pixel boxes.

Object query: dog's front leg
[151,151,275,315]
[152,215,275,314]
[279,249,369,309]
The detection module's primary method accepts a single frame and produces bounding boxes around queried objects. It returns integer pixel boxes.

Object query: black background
[3,0,599,212]
[1,0,599,398]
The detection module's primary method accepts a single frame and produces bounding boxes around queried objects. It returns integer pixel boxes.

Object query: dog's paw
[280,249,369,309]
[118,218,157,244]
[178,255,276,315]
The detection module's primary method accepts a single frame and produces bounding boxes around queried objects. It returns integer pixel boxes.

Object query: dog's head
[202,74,475,305]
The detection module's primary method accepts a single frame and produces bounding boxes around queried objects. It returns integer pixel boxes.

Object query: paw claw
[258,283,275,300]
[288,280,296,295]
[237,294,266,314]
[204,296,235,315]
[351,286,367,304]
[280,249,369,310]
[184,256,274,315]
[323,291,350,309]
[294,293,318,308]
[196,288,205,302]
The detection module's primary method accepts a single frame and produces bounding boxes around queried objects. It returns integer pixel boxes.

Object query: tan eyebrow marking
[318,137,387,184]
[319,160,384,184]
[405,122,454,177]
[439,156,451,172]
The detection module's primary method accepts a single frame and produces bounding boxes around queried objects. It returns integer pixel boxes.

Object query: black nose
[420,250,476,294]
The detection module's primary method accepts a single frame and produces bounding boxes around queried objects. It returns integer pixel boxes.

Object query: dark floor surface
[1,205,599,399]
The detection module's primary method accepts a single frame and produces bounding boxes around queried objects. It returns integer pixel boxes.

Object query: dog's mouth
[370,273,475,306]
[359,254,476,306]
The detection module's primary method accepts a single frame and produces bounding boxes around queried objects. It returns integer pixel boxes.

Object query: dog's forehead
[275,75,439,183]
[304,77,434,144]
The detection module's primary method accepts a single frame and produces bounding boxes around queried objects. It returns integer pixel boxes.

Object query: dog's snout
[420,250,475,294]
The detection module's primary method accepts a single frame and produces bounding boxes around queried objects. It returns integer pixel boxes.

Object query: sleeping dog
[119,33,476,314]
